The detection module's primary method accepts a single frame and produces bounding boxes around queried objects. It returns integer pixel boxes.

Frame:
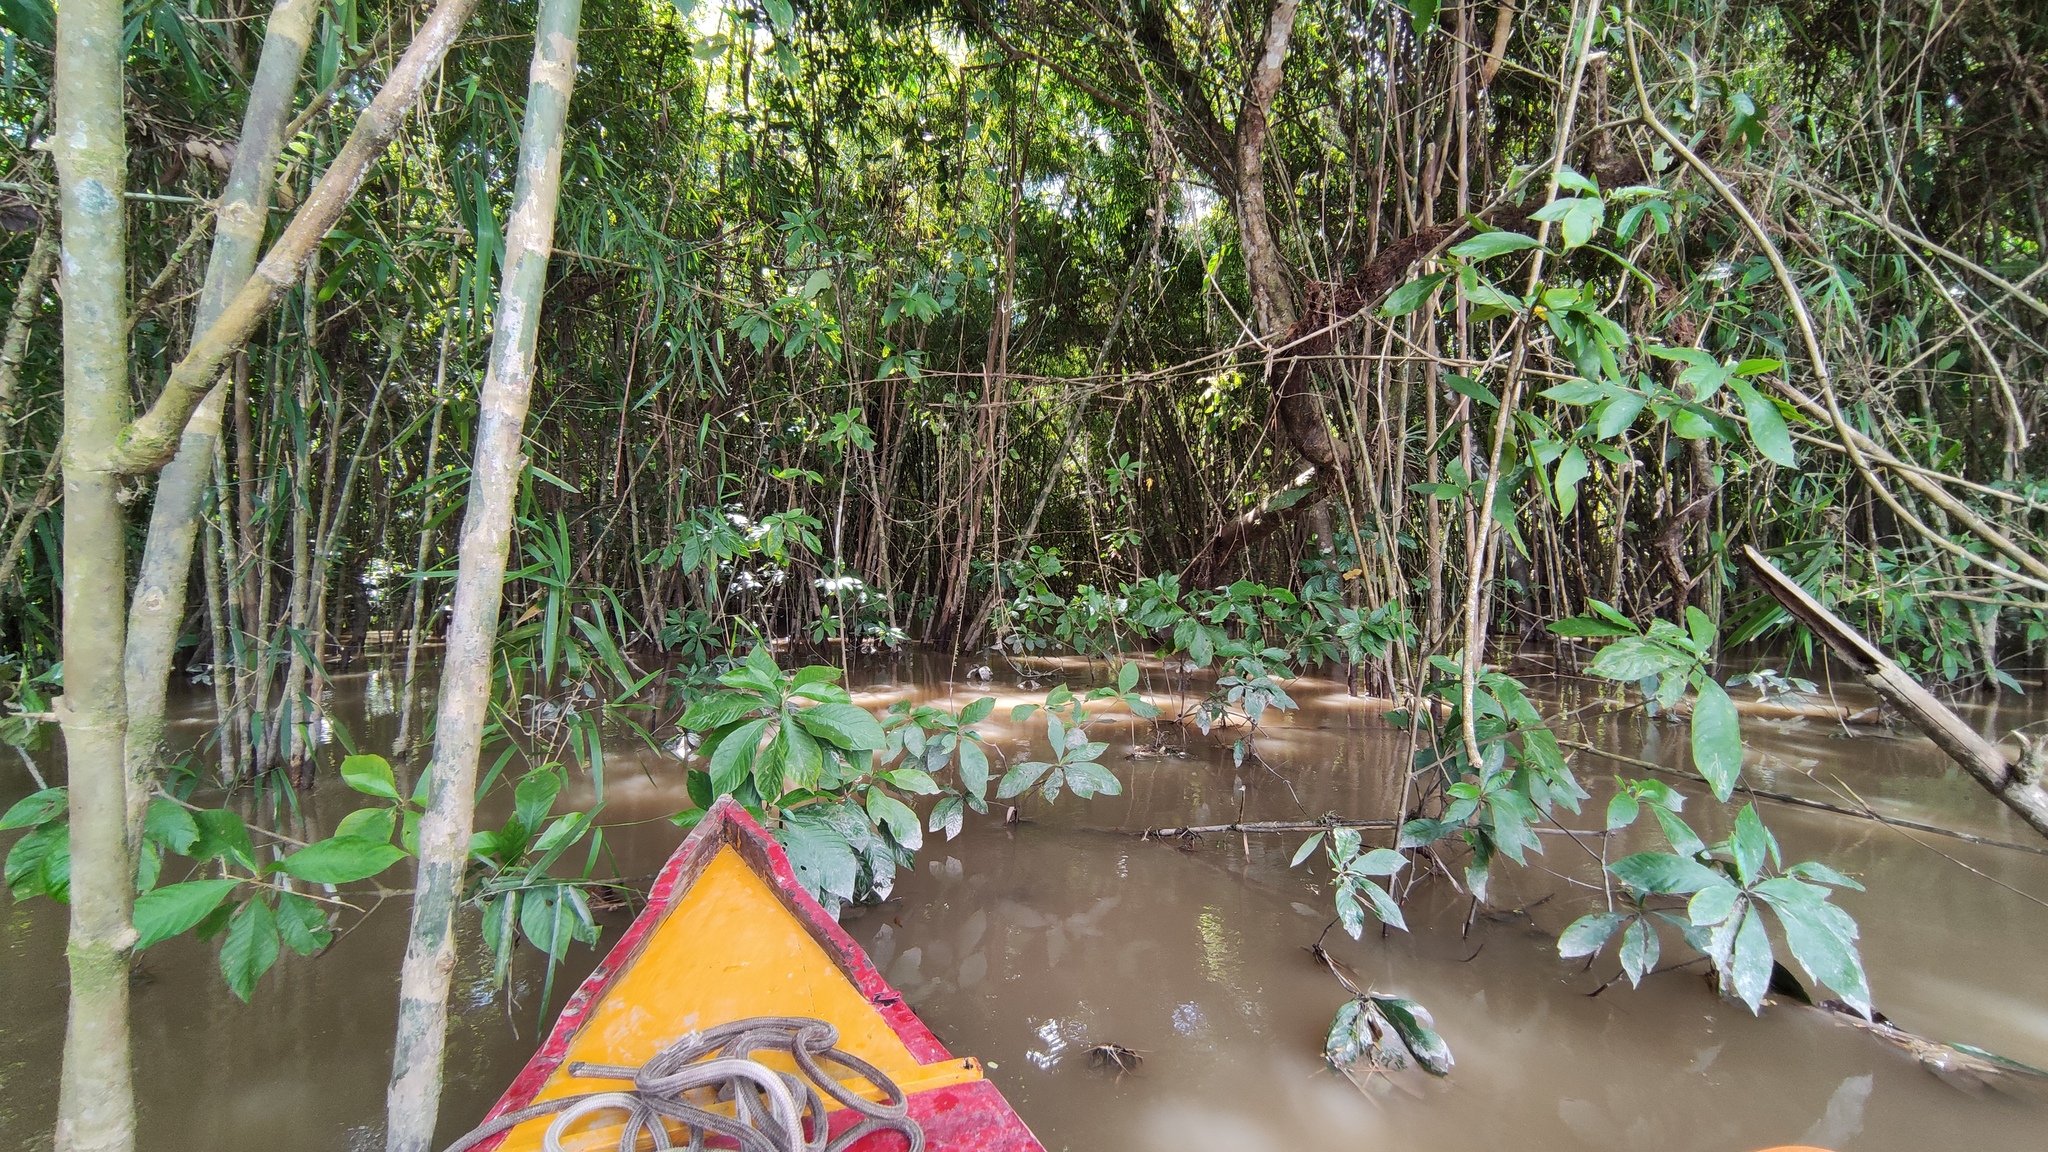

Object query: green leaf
[133,879,242,949]
[4,824,67,901]
[339,754,400,801]
[1605,792,1641,831]
[1373,996,1453,1074]
[1688,884,1740,926]
[1653,806,1707,858]
[1690,680,1743,801]
[1786,860,1863,891]
[1561,197,1605,248]
[1549,615,1636,638]
[1728,804,1768,885]
[1116,662,1139,693]
[273,891,333,956]
[682,691,764,732]
[1450,231,1541,260]
[1763,894,1870,1017]
[959,696,995,725]
[709,718,768,795]
[928,795,966,841]
[776,720,823,794]
[191,809,258,871]
[995,761,1052,800]
[1608,851,1730,895]
[0,786,66,830]
[276,837,408,885]
[1587,637,1681,682]
[866,791,923,851]
[794,702,886,751]
[1290,832,1325,867]
[1619,917,1660,985]
[1558,911,1628,958]
[1381,271,1448,317]
[1729,378,1797,467]
[1594,391,1647,438]
[881,768,940,795]
[1061,761,1122,798]
[1353,877,1408,932]
[1553,445,1589,517]
[957,740,990,798]
[220,898,281,1002]
[776,818,859,903]
[143,799,200,855]
[1730,906,1773,1012]
[1444,373,1500,408]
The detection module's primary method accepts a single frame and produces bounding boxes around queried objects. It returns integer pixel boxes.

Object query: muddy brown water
[3,654,2046,1151]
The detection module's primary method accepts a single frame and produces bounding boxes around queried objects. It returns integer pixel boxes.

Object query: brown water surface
[2,654,2045,1151]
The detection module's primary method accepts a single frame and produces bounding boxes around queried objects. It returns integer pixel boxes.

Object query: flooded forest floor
[3,650,2046,1151]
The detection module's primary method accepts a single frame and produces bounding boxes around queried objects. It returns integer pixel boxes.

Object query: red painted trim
[465,797,1041,1151]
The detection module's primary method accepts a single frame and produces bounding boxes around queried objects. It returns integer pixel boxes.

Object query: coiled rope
[443,1016,925,1152]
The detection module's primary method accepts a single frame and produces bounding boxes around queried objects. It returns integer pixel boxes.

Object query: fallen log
[1742,546,2048,840]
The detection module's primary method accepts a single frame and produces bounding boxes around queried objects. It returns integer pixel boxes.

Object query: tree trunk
[122,0,322,839]
[52,4,137,1152]
[383,2,584,1147]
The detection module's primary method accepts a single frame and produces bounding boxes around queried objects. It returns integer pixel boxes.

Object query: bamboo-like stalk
[383,2,585,1147]
[122,0,321,838]
[51,3,137,1151]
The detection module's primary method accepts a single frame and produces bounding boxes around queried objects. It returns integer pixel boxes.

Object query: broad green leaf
[1116,663,1139,693]
[995,760,1052,800]
[1608,851,1730,895]
[1605,792,1641,831]
[1353,847,1409,877]
[1549,615,1636,638]
[682,691,764,732]
[957,740,990,798]
[1380,271,1448,316]
[1786,860,1864,890]
[276,837,407,885]
[1691,680,1743,801]
[1619,917,1660,985]
[1653,806,1708,858]
[1373,996,1453,1074]
[1,786,66,830]
[1729,378,1797,467]
[133,879,242,949]
[1354,877,1408,932]
[866,791,923,852]
[220,898,280,1002]
[1594,391,1647,438]
[709,718,768,796]
[1450,231,1541,260]
[1541,378,1610,405]
[928,795,966,841]
[339,754,400,801]
[1558,911,1628,958]
[143,798,200,855]
[794,702,886,750]
[1688,883,1741,927]
[274,891,333,956]
[776,818,859,903]
[959,697,995,725]
[777,720,823,794]
[881,768,940,795]
[1730,906,1773,1012]
[1553,445,1589,517]
[1728,803,1768,885]
[4,824,68,901]
[1061,761,1122,798]
[1290,832,1325,867]
[334,807,396,846]
[1587,637,1681,682]
[191,809,258,871]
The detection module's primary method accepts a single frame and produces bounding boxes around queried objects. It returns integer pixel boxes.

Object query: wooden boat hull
[466,796,1043,1152]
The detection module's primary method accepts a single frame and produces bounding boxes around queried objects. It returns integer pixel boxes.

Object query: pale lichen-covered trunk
[382,2,584,1148]
[51,2,136,1151]
[122,0,320,840]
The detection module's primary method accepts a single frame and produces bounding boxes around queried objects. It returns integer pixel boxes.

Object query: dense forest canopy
[0,2,2044,1150]
[1,0,2041,696]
